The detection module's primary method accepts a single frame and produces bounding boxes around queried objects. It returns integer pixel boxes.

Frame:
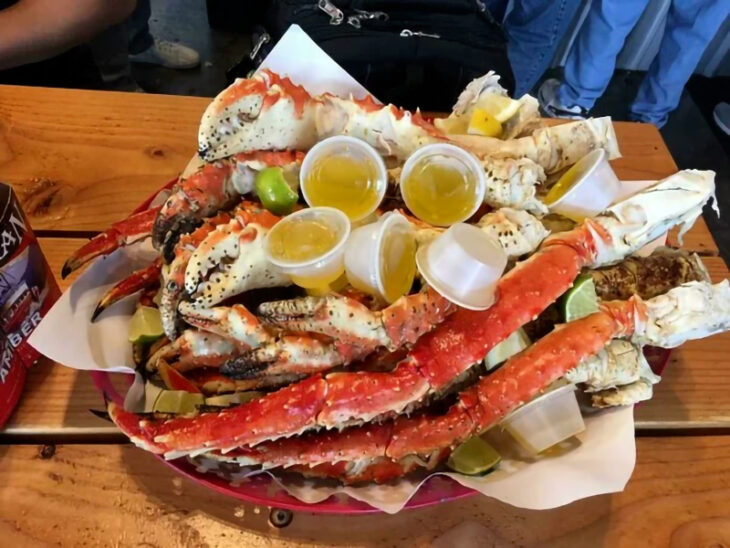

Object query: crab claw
[62,206,161,278]
[221,335,349,379]
[178,302,272,349]
[92,259,162,321]
[184,210,290,307]
[153,150,304,251]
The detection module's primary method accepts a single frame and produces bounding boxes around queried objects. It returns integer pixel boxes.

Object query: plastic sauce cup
[500,382,586,454]
[400,143,487,227]
[416,223,507,310]
[300,136,388,222]
[344,212,416,303]
[264,207,351,289]
[545,148,621,221]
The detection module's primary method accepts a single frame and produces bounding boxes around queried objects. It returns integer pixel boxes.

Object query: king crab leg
[211,280,730,484]
[61,206,161,279]
[106,170,717,460]
[92,259,162,321]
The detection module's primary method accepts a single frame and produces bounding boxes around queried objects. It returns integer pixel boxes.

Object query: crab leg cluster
[107,171,719,478]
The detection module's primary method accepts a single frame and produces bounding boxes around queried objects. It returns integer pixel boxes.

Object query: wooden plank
[1,438,729,547]
[2,239,727,435]
[0,85,207,232]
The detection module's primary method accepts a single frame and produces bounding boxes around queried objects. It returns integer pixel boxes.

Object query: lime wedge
[561,274,599,322]
[255,167,299,215]
[205,391,263,407]
[128,305,164,344]
[447,436,501,475]
[152,390,205,414]
[485,328,530,370]
[476,94,521,123]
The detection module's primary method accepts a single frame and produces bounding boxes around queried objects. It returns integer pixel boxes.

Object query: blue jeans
[559,0,730,127]
[487,0,582,97]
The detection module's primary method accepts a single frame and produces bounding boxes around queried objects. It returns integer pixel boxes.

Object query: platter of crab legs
[57,69,729,512]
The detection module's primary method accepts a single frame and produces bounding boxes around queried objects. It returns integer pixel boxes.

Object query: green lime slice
[561,274,599,322]
[255,167,299,215]
[485,328,531,370]
[205,391,264,407]
[447,436,501,475]
[128,305,164,344]
[152,390,205,414]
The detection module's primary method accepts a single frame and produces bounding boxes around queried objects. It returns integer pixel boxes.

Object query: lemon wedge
[467,108,503,137]
[476,94,521,123]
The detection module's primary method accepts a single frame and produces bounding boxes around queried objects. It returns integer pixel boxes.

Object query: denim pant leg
[559,0,649,110]
[127,0,154,55]
[505,0,583,97]
[630,0,730,127]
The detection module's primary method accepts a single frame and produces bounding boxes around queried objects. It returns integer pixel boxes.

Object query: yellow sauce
[544,162,583,205]
[303,153,381,220]
[401,157,480,226]
[379,228,416,303]
[267,216,344,288]
[267,217,337,262]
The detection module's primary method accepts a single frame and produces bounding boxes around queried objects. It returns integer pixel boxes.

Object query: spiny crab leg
[198,70,619,174]
[153,150,303,253]
[108,170,715,459]
[92,259,162,321]
[212,280,730,484]
[61,206,161,279]
[220,289,454,380]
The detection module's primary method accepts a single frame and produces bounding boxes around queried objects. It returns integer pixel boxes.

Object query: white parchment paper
[30,24,642,512]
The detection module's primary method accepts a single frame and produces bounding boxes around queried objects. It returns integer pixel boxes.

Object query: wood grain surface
[1,439,729,547]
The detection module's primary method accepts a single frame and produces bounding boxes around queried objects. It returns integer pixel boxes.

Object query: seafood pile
[62,70,728,488]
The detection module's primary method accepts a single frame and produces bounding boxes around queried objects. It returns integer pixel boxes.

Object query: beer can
[0,182,60,427]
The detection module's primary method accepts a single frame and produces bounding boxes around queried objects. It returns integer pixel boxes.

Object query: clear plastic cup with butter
[500,381,586,454]
[400,143,486,227]
[345,211,417,304]
[300,136,388,222]
[264,207,351,289]
[545,149,621,221]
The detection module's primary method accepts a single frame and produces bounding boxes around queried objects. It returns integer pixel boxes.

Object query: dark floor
[136,2,730,262]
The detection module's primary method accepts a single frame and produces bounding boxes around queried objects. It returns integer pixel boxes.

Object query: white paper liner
[28,25,642,512]
[190,406,635,514]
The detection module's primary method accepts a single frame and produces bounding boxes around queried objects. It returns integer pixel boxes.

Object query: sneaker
[537,78,588,120]
[130,39,200,69]
[714,102,730,136]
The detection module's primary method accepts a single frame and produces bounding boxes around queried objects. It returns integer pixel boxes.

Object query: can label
[0,182,60,426]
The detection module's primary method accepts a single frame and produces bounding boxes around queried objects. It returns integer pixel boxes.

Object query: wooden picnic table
[1,85,729,547]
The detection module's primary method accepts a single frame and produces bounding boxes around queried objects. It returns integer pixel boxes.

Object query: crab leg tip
[60,261,74,280]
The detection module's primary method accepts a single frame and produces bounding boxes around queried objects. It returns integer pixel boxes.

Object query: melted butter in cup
[300,136,387,222]
[264,207,351,289]
[344,212,416,303]
[400,143,486,227]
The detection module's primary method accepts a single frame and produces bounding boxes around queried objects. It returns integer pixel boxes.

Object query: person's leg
[504,0,582,97]
[630,0,730,127]
[126,0,154,55]
[128,0,200,69]
[558,0,650,109]
[89,21,140,91]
